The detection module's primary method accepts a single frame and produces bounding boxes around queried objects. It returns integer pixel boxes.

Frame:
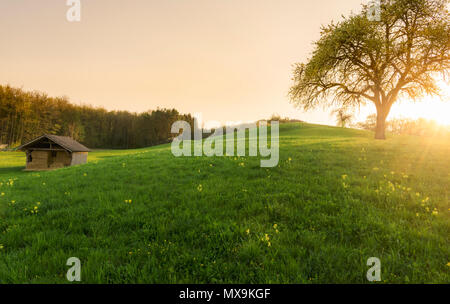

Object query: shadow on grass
[0,166,25,175]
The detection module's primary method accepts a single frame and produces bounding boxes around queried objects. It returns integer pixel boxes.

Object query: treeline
[0,85,194,149]
[355,114,450,137]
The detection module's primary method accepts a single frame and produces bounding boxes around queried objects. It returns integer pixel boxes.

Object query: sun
[355,80,450,126]
[388,80,450,126]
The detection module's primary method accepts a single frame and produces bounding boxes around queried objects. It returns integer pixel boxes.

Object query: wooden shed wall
[49,151,72,169]
[26,151,50,170]
[71,152,88,165]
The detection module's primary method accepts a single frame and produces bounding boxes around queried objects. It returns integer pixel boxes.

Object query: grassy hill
[0,123,448,283]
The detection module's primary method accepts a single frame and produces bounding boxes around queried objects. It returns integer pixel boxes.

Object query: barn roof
[17,134,91,152]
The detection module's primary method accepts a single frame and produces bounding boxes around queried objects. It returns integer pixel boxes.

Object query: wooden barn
[17,134,90,171]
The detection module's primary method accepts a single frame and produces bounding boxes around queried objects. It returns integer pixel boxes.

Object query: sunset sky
[1,0,448,127]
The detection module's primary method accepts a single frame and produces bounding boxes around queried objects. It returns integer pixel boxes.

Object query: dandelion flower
[246,229,250,235]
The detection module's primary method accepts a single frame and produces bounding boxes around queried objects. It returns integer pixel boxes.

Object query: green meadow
[0,123,448,283]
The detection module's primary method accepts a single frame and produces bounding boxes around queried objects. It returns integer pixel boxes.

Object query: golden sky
[1,0,448,126]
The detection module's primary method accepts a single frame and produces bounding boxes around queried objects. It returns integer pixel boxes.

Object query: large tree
[289,0,450,139]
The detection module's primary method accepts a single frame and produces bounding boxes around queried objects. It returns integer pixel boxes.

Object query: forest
[0,85,194,149]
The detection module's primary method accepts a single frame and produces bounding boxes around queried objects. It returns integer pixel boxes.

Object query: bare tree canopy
[289,0,450,139]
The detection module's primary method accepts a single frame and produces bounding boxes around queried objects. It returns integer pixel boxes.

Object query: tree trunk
[375,107,387,140]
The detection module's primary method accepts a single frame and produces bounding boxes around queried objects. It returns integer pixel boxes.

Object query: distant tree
[289,0,450,139]
[356,114,378,131]
[332,108,353,127]
[270,113,281,121]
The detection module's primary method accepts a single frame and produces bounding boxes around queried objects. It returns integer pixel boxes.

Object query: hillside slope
[0,123,449,283]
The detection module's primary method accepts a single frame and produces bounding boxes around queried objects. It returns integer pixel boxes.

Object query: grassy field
[0,123,448,283]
